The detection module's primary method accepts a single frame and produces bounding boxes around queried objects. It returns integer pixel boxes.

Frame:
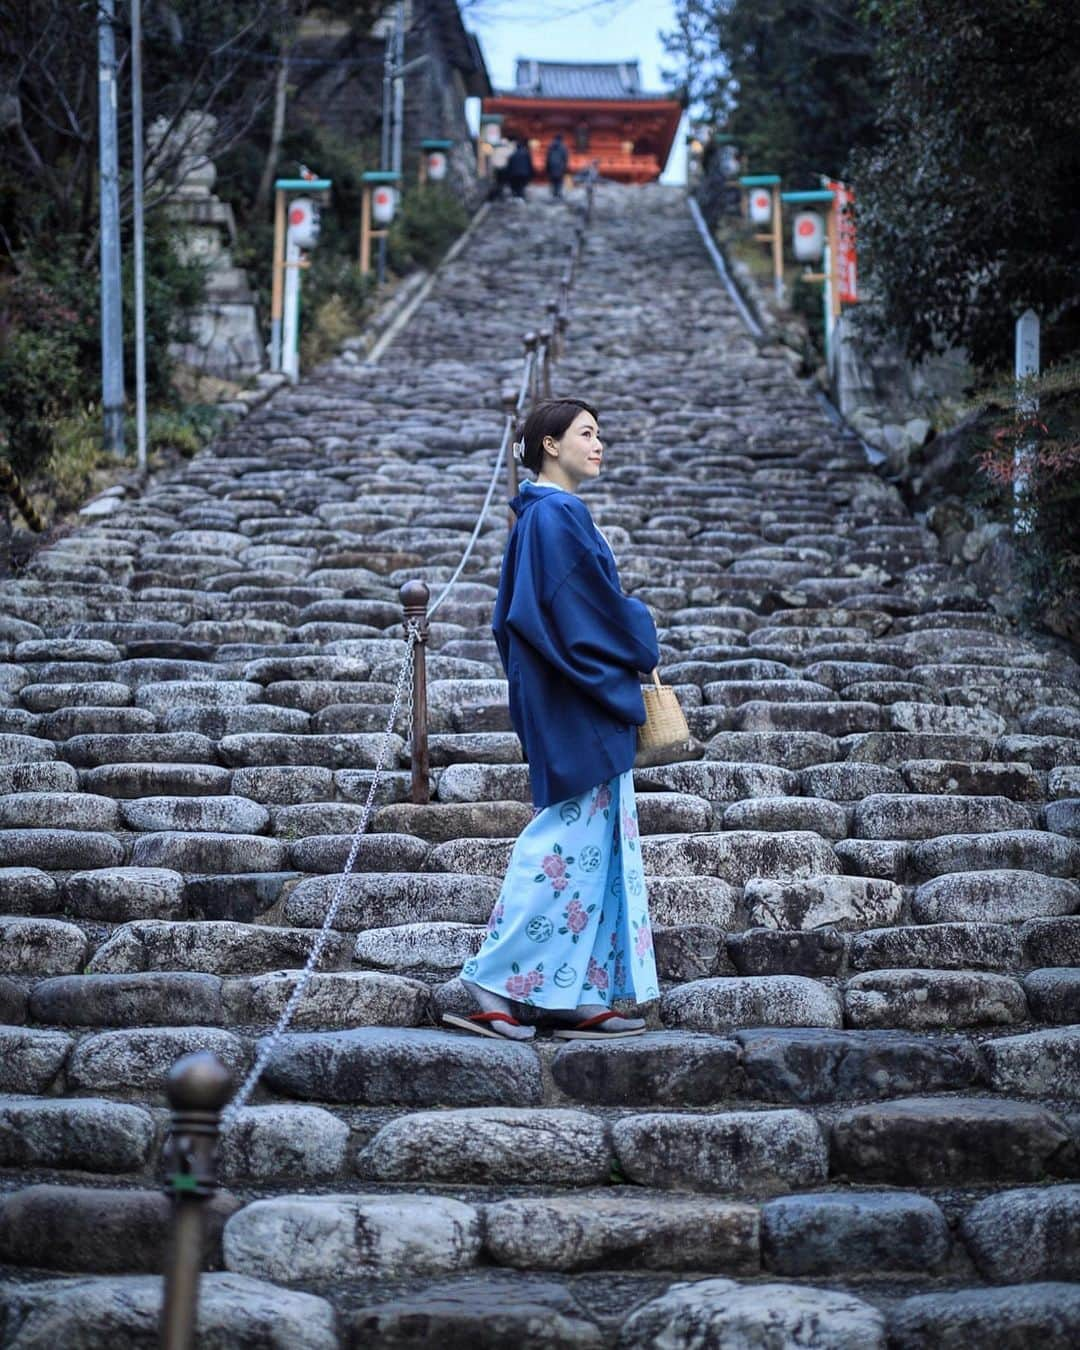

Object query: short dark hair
[517,398,599,474]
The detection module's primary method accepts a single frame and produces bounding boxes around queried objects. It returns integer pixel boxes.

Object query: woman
[444,398,661,1042]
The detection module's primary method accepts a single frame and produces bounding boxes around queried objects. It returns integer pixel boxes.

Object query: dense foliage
[664,0,884,186]
[975,360,1080,641]
[850,0,1080,371]
[0,1,472,490]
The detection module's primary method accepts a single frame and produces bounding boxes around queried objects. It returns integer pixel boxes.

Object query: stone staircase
[2,185,1080,1348]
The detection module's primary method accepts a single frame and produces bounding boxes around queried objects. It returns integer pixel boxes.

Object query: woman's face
[545,410,603,485]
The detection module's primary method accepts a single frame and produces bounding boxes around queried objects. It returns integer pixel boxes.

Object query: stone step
[87,919,353,975]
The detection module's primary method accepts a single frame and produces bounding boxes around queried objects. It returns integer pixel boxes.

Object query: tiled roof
[511,59,662,100]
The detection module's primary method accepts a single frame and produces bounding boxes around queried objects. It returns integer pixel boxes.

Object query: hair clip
[512,440,526,463]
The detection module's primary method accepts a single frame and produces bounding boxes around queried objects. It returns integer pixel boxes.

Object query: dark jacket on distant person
[546,137,569,178]
[507,144,534,186]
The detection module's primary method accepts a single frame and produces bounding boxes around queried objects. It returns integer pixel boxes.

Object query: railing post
[546,299,559,356]
[539,329,553,398]
[502,387,520,527]
[160,1053,231,1350]
[522,331,539,407]
[555,311,569,362]
[400,580,430,805]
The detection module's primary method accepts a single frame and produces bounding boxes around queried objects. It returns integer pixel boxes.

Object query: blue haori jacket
[492,482,660,809]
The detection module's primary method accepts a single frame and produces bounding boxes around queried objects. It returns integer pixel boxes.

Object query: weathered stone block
[738,1027,985,1104]
[0,1097,156,1172]
[29,972,223,1027]
[746,874,902,932]
[484,1194,760,1273]
[617,1278,885,1349]
[0,1184,238,1272]
[220,1106,350,1181]
[359,1108,610,1186]
[762,1190,950,1275]
[260,1027,542,1106]
[844,969,1028,1029]
[961,1185,1080,1283]
[662,975,842,1032]
[549,1030,739,1107]
[831,1096,1074,1184]
[889,1283,1080,1349]
[612,1109,827,1193]
[912,869,1080,924]
[223,1193,480,1283]
[67,1026,250,1097]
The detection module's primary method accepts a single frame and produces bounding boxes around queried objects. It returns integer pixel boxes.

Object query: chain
[221,626,419,1126]
[220,235,585,1120]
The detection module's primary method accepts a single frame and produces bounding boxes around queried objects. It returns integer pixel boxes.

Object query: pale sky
[463,0,688,184]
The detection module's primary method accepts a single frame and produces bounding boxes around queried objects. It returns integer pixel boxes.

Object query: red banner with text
[826,179,858,304]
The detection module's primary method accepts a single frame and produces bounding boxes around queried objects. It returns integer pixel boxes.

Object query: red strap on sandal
[468,1011,522,1027]
[572,1011,622,1030]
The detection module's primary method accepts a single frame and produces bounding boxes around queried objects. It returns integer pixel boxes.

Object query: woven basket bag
[638,668,690,751]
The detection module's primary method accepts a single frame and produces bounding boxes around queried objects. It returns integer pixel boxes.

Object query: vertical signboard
[826,178,857,304]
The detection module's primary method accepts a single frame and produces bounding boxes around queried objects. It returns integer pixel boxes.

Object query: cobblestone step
[3,180,1079,1329]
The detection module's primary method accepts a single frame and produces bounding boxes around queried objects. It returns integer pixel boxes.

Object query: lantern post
[271,176,332,375]
[419,138,453,186]
[360,170,401,280]
[740,174,783,302]
[782,187,837,366]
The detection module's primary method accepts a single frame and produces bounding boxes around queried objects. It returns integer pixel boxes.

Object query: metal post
[523,331,539,407]
[97,0,125,456]
[378,18,392,284]
[281,226,302,383]
[400,581,430,805]
[539,329,552,399]
[502,388,519,529]
[1014,308,1040,535]
[160,1052,231,1350]
[771,185,784,302]
[130,0,147,473]
[270,188,286,370]
[360,184,372,275]
[391,2,405,182]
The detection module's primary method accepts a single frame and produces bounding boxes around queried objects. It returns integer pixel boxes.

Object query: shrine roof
[508,59,669,101]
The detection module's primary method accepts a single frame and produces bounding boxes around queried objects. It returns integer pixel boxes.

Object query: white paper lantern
[427,151,447,182]
[372,185,396,225]
[286,197,320,250]
[749,188,772,224]
[793,211,824,262]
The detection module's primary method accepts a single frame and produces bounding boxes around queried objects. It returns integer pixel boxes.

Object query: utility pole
[131,0,147,472]
[391,1,406,183]
[97,0,126,456]
[378,14,394,283]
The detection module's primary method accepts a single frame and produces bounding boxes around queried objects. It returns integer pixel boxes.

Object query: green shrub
[974,358,1080,642]
[0,223,203,479]
[388,185,469,273]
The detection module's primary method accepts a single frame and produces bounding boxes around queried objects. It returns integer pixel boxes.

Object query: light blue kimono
[463,769,659,1009]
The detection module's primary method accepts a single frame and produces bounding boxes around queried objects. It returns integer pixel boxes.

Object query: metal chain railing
[219,621,420,1127]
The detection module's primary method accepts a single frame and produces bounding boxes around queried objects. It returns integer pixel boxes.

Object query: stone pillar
[148,113,265,379]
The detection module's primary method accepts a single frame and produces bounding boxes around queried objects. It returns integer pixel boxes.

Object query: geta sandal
[551,1011,645,1040]
[442,1011,535,1041]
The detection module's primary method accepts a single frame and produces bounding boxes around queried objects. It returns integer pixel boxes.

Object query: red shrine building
[482,60,683,185]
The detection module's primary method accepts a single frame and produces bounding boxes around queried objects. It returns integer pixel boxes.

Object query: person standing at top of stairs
[444,398,661,1043]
